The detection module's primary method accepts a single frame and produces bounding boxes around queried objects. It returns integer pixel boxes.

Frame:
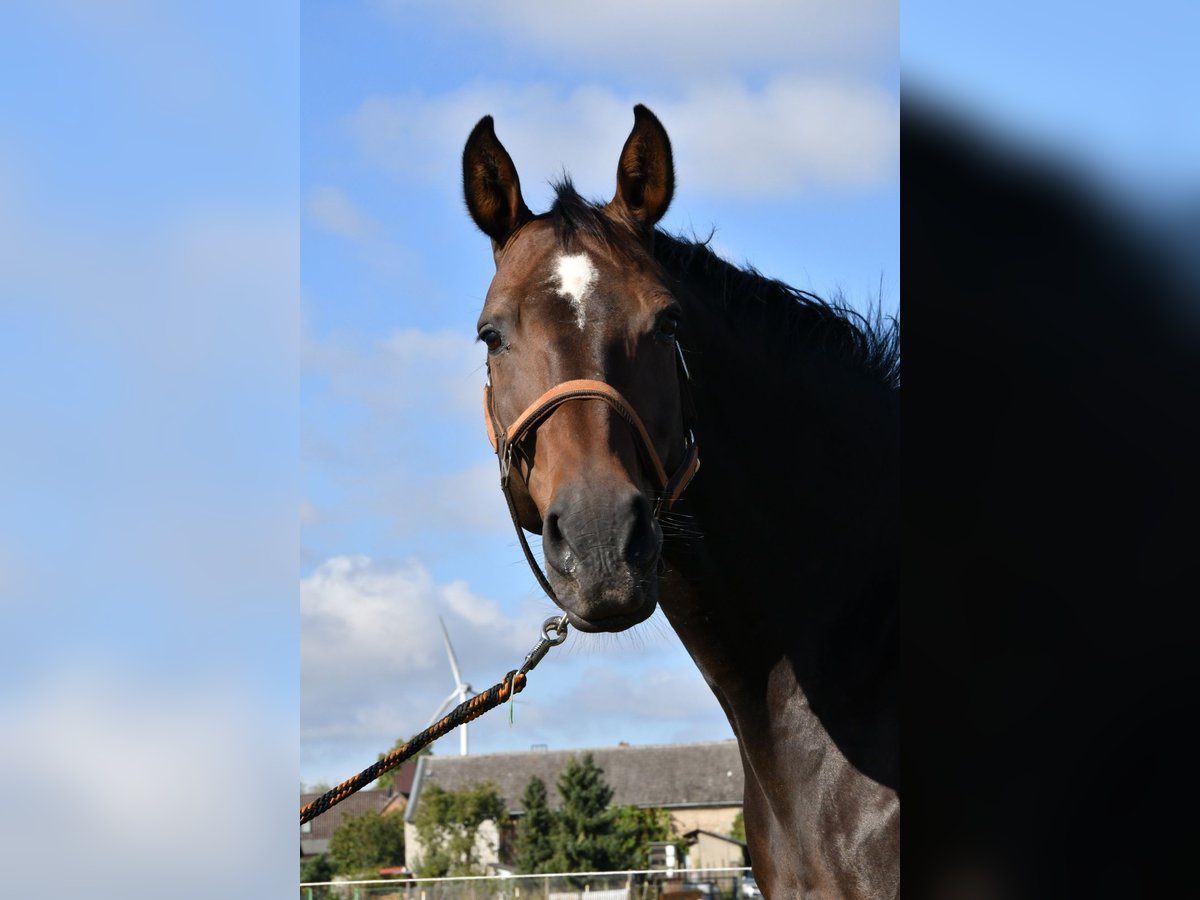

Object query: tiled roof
[407,740,743,819]
[300,788,390,843]
[393,758,418,795]
[299,759,418,849]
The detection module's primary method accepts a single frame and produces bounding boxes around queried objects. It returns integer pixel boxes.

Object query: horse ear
[608,104,675,231]
[462,115,533,250]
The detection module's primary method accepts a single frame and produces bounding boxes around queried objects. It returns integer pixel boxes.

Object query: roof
[299,788,391,846]
[299,759,417,852]
[406,740,743,821]
[683,829,747,847]
[392,759,418,795]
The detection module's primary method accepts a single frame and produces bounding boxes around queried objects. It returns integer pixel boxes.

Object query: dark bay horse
[463,105,899,898]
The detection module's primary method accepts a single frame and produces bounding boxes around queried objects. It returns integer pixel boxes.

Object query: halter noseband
[483,346,700,604]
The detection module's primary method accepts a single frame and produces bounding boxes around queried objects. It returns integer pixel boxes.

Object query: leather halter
[483,345,700,603]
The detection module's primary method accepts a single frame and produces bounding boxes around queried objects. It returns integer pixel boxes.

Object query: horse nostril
[542,506,580,578]
[544,510,563,546]
[623,493,660,571]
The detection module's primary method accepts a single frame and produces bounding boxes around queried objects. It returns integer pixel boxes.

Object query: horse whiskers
[656,509,701,526]
[659,523,705,542]
[661,528,703,543]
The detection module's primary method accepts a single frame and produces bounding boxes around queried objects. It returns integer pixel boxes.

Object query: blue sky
[298,0,899,788]
[2,2,298,895]
[904,2,1200,204]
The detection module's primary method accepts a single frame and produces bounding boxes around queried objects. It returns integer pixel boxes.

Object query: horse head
[463,105,697,634]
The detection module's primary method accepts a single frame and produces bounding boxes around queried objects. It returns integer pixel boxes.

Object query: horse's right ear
[462,116,533,253]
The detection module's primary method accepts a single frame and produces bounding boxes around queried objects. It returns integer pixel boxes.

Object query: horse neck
[671,256,899,619]
[658,253,899,782]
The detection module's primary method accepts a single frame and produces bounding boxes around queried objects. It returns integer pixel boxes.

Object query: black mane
[547,180,900,390]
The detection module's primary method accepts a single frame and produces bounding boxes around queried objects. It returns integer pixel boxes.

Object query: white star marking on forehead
[555,253,596,330]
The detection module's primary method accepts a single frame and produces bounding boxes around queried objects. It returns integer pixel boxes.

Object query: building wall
[687,832,746,870]
[404,818,500,873]
[667,806,740,839]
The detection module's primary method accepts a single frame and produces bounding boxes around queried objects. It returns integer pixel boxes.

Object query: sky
[1,2,298,896]
[904,3,1200,200]
[298,0,900,789]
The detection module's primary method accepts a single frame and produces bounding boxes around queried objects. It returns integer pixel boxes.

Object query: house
[301,758,419,859]
[403,739,744,871]
[682,829,748,870]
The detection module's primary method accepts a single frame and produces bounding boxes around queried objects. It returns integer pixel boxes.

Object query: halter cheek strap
[483,361,700,603]
[485,380,699,510]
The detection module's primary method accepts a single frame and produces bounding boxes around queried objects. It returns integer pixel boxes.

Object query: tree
[513,776,557,873]
[327,809,405,877]
[413,781,506,877]
[730,809,746,843]
[554,753,618,873]
[300,852,335,884]
[611,805,685,870]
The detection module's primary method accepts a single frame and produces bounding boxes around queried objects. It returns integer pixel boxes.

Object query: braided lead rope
[301,616,567,825]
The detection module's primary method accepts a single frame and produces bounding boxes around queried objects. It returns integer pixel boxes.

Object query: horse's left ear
[608,104,675,232]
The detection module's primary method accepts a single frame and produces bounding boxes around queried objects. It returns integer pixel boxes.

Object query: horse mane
[547,179,900,391]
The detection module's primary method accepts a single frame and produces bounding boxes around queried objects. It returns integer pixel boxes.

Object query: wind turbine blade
[425,688,461,728]
[439,616,464,686]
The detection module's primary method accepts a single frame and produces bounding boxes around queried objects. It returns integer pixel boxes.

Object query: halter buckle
[499,440,514,487]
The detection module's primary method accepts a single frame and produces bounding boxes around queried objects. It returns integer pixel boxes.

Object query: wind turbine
[426,616,477,755]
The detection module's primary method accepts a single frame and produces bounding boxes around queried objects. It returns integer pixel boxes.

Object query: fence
[300,867,754,900]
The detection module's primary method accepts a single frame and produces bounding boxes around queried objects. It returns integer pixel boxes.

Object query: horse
[462,105,899,898]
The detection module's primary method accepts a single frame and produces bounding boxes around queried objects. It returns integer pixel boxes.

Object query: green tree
[730,810,746,843]
[553,753,618,873]
[413,781,506,877]
[327,809,406,877]
[611,805,686,869]
[513,775,557,873]
[300,852,335,884]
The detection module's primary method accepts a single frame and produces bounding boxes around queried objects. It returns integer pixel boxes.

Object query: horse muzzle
[541,484,662,632]
[484,371,697,631]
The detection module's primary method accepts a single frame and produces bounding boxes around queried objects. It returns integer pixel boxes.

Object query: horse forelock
[546,179,641,258]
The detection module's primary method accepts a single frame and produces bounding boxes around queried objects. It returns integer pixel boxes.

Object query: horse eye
[656,312,680,340]
[478,328,504,353]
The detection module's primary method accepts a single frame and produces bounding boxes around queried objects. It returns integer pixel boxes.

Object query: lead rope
[300,615,568,825]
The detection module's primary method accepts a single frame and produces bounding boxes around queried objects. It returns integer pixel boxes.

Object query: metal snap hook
[518,616,570,678]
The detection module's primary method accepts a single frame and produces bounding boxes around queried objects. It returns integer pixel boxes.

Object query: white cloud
[301,555,543,749]
[349,78,897,202]
[662,80,898,193]
[299,552,736,784]
[379,0,895,78]
[307,184,377,238]
[0,668,293,897]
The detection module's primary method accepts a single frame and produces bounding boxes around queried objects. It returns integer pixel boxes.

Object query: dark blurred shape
[904,95,1199,899]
